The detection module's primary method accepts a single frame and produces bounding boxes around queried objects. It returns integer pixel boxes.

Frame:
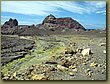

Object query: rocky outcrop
[3,18,18,28]
[42,14,86,31]
[42,14,56,24]
[3,15,107,36]
[1,36,35,65]
[1,18,27,35]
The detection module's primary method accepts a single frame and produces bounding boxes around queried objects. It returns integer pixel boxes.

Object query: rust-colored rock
[42,14,86,31]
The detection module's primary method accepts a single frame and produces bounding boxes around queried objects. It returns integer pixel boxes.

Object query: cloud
[1,16,16,20]
[1,1,60,16]
[1,15,16,24]
[96,10,106,13]
[1,1,106,16]
[84,1,106,14]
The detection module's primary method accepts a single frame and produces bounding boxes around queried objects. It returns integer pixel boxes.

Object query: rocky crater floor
[1,33,106,80]
[1,16,106,80]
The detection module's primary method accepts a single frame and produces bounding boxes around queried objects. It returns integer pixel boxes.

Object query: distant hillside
[41,14,86,31]
[1,15,107,36]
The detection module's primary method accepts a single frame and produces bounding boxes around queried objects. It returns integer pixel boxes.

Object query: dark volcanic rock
[3,18,18,28]
[42,14,86,31]
[1,36,35,65]
[1,19,28,35]
[13,19,18,26]
[42,14,56,24]
[1,15,86,36]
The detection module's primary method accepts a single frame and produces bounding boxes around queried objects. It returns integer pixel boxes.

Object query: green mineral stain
[1,35,66,75]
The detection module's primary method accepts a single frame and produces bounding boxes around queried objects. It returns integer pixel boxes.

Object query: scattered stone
[76,48,83,53]
[101,70,105,74]
[57,65,68,71]
[103,50,106,54]
[2,76,9,80]
[85,57,90,61]
[72,68,78,72]
[98,64,102,67]
[87,68,91,72]
[87,71,92,77]
[100,43,106,46]
[85,69,93,77]
[91,79,94,80]
[83,63,86,65]
[64,48,75,55]
[13,72,17,78]
[10,72,17,79]
[69,65,77,69]
[66,57,74,61]
[90,62,98,68]
[32,74,48,80]
[69,65,78,72]
[81,48,91,56]
[69,72,75,76]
